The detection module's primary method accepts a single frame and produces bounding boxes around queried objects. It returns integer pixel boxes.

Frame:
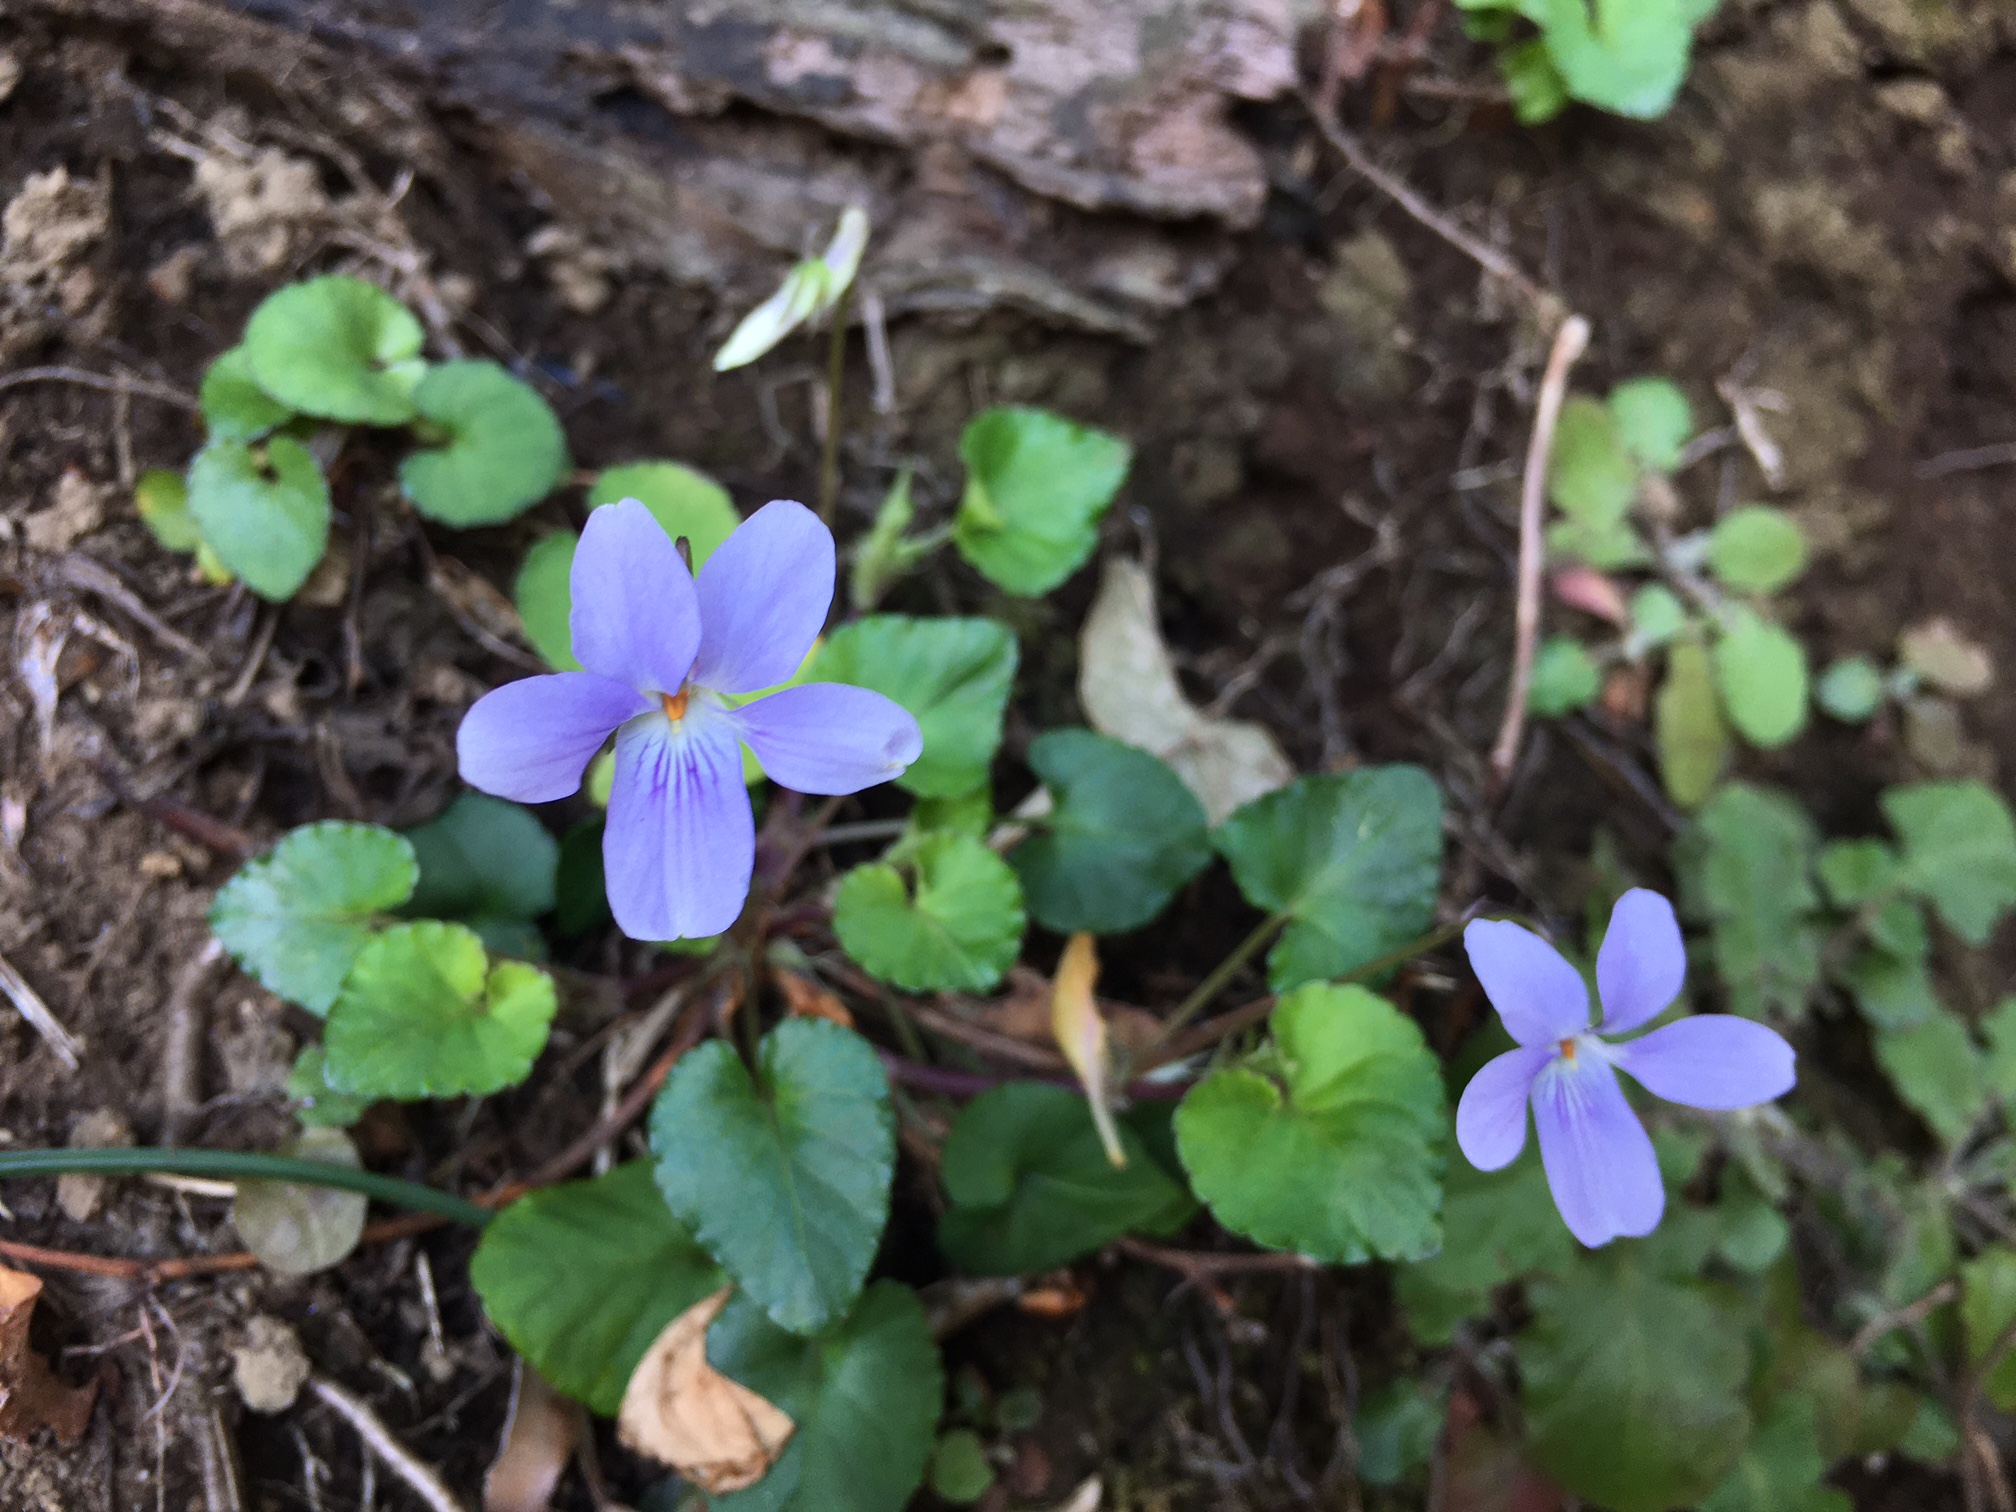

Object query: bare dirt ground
[0,0,2012,1506]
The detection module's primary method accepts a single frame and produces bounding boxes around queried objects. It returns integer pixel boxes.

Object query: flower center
[661,689,690,722]
[1558,1037,1577,1061]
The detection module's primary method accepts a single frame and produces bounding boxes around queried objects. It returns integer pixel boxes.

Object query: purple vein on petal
[1530,1055,1664,1247]
[602,706,755,943]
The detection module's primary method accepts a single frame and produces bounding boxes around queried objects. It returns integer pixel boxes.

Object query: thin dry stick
[1850,1278,1957,1357]
[160,940,227,1144]
[307,1376,468,1512]
[1300,92,1557,324]
[1488,314,1591,791]
[0,365,198,410]
[0,947,83,1070]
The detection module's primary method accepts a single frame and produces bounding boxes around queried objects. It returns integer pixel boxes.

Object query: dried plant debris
[0,1267,98,1445]
[616,1287,794,1494]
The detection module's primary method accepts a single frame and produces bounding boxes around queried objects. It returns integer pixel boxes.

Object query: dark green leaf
[1008,730,1211,935]
[399,360,569,526]
[242,275,425,425]
[1884,781,2016,944]
[1700,1399,1852,1512]
[1212,767,1443,991]
[1681,784,1821,1019]
[1963,1249,2016,1411]
[953,407,1131,596]
[833,833,1025,994]
[186,436,331,601]
[1875,1014,1990,1146]
[1174,984,1445,1264]
[209,821,418,1015]
[554,819,612,939]
[401,792,558,953]
[707,1282,942,1512]
[322,922,557,1099]
[1501,38,1569,122]
[470,1162,724,1415]
[813,616,1017,799]
[1395,1150,1574,1344]
[929,1431,994,1504]
[937,1083,1195,1275]
[651,1019,894,1334]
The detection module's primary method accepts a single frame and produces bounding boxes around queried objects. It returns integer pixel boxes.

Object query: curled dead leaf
[0,1265,98,1443]
[774,969,854,1028]
[1078,559,1292,825]
[617,1287,793,1494]
[1016,1273,1091,1320]
[1050,934,1125,1169]
[485,1361,576,1512]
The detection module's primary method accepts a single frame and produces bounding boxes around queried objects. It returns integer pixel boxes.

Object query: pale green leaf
[242,275,425,425]
[1681,784,1821,1019]
[399,360,568,526]
[186,436,331,601]
[1608,377,1692,472]
[135,468,201,553]
[953,407,1131,596]
[515,532,580,672]
[1548,396,1638,526]
[1714,609,1809,748]
[1817,656,1886,722]
[199,345,293,442]
[1656,640,1728,807]
[1707,506,1809,595]
[588,462,740,565]
[231,1127,367,1277]
[833,833,1025,993]
[1875,1013,1989,1145]
[1528,635,1601,716]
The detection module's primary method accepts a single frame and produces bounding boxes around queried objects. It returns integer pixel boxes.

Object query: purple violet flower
[457,498,922,941]
[1456,888,1796,1247]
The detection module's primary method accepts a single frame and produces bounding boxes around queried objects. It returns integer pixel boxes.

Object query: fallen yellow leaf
[1050,933,1126,1169]
[616,1287,794,1494]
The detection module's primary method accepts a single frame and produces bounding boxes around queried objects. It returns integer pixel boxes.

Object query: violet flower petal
[1531,1054,1664,1247]
[690,499,835,695]
[456,672,649,803]
[1597,887,1688,1033]
[730,684,922,795]
[1463,919,1591,1047]
[568,500,702,695]
[1609,1016,1797,1110]
[1456,1045,1556,1171]
[603,706,754,942]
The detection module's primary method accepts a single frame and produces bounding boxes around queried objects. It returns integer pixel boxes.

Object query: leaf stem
[1151,913,1289,1050]
[816,285,852,527]
[0,1148,492,1228]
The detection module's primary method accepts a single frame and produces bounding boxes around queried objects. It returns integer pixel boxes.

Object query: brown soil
[0,0,2011,1507]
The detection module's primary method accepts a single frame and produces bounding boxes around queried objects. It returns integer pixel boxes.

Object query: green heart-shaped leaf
[400,792,558,956]
[1714,609,1809,748]
[1009,729,1210,935]
[1707,506,1808,595]
[322,922,557,1099]
[833,832,1025,993]
[243,275,425,425]
[952,407,1131,597]
[1548,396,1638,526]
[398,360,568,526]
[588,462,740,561]
[1884,780,2016,944]
[937,1083,1195,1275]
[514,532,580,671]
[186,435,331,601]
[1519,1249,1751,1512]
[199,344,294,442]
[1680,783,1821,1020]
[1212,767,1442,992]
[650,1019,894,1334]
[1608,377,1692,472]
[707,1281,942,1512]
[813,616,1017,799]
[1173,984,1445,1263]
[209,821,418,1014]
[470,1161,724,1415]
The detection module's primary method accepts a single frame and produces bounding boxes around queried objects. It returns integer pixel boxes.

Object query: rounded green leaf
[833,833,1025,994]
[322,922,557,1099]
[1547,396,1638,526]
[1608,377,1692,472]
[1528,635,1601,717]
[398,360,568,526]
[515,531,581,672]
[1173,984,1445,1263]
[135,467,201,553]
[937,1083,1195,1275]
[813,616,1017,799]
[470,1162,724,1415]
[1707,506,1808,595]
[1008,729,1211,935]
[401,792,559,953]
[929,1431,995,1504]
[588,462,739,566]
[286,1045,371,1129]
[1655,639,1727,808]
[1212,767,1443,992]
[1714,610,1809,748]
[231,1127,368,1277]
[186,436,332,601]
[209,821,418,1015]
[1874,1013,1989,1146]
[1628,583,1688,649]
[1502,37,1569,123]
[650,1018,894,1335]
[1817,655,1885,721]
[1519,1253,1752,1512]
[953,406,1132,596]
[1687,783,1823,1021]
[1884,780,2016,944]
[706,1281,942,1512]
[199,344,293,442]
[1538,0,1699,120]
[243,275,425,424]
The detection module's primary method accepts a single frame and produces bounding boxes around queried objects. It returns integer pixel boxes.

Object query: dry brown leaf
[485,1362,576,1512]
[975,967,1160,1055]
[0,1265,98,1444]
[617,1287,794,1493]
[1900,617,1993,698]
[1078,558,1292,825]
[774,969,854,1028]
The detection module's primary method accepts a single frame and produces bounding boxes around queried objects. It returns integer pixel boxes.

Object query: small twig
[160,940,227,1143]
[1300,91,1557,324]
[0,947,83,1070]
[222,608,280,708]
[49,554,209,662]
[1851,1279,1957,1357]
[1489,314,1591,792]
[0,365,198,410]
[910,1001,1069,1072]
[860,285,896,416]
[1116,1235,1319,1278]
[307,1376,468,1512]
[1915,441,2016,481]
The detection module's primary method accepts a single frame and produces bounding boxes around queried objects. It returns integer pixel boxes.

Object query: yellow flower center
[661,689,690,722]
[1558,1037,1577,1061]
